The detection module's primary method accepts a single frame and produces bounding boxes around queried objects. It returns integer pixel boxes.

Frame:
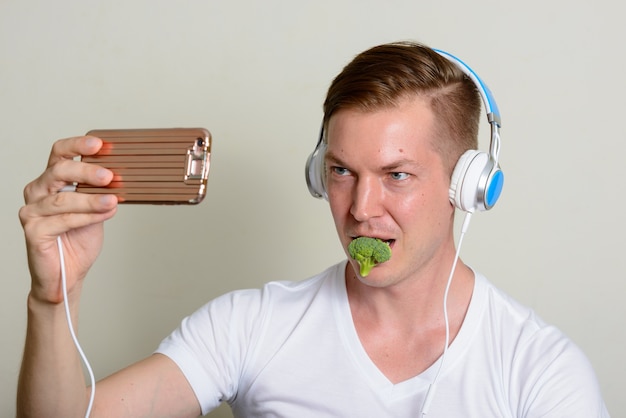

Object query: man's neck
[345,259,474,323]
[344,260,475,383]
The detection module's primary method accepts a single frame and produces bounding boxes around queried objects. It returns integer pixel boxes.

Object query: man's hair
[323,41,482,174]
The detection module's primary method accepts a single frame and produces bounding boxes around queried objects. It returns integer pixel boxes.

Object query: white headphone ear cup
[449,150,489,212]
[305,142,328,200]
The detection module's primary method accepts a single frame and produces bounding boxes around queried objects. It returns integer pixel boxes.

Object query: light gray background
[2,1,623,416]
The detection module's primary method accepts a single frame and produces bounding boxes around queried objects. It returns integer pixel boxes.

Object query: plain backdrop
[2,1,624,416]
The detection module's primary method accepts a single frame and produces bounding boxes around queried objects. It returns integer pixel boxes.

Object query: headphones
[305,48,504,213]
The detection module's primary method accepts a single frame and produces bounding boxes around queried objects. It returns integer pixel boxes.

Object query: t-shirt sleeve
[513,325,610,417]
[155,288,266,415]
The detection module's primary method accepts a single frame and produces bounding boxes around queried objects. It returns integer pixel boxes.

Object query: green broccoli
[348,237,392,277]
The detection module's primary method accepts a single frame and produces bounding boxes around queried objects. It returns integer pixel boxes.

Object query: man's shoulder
[473,271,588,369]
[472,273,608,416]
[210,261,345,314]
[474,272,549,330]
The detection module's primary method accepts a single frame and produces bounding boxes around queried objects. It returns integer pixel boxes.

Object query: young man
[17,41,608,417]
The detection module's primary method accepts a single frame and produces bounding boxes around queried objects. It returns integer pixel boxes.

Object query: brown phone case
[76,128,211,204]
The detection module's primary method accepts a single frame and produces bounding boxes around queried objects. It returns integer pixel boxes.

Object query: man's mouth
[352,236,395,248]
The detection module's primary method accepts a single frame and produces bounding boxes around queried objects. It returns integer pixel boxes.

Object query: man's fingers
[19,192,117,269]
[46,136,103,167]
[24,135,112,204]
[23,208,117,247]
[24,158,113,204]
[21,191,118,221]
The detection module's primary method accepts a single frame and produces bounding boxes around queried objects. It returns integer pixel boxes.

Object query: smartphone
[76,128,212,204]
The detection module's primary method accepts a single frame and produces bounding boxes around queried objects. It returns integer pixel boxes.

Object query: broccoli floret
[348,237,392,277]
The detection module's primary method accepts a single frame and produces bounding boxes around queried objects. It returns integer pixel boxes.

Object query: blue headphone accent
[305,47,503,213]
[486,169,504,208]
[432,49,501,125]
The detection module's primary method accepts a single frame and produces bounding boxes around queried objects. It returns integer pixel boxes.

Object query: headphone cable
[421,211,473,415]
[57,235,96,418]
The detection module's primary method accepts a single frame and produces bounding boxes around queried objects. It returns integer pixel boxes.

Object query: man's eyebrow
[380,159,420,171]
[324,151,421,171]
[323,150,345,165]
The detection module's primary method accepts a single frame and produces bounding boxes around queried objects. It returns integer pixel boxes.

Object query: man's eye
[390,172,409,180]
[332,167,350,176]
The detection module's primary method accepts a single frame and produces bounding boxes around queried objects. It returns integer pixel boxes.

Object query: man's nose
[350,176,384,221]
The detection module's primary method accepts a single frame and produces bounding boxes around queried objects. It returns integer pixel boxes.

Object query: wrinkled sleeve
[155,288,267,415]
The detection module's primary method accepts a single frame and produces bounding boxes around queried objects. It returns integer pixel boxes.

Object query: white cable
[421,211,473,415]
[57,235,96,418]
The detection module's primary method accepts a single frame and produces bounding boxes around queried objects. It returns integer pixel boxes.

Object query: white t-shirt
[156,261,609,417]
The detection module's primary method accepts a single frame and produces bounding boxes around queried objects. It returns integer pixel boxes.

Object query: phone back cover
[77,128,211,204]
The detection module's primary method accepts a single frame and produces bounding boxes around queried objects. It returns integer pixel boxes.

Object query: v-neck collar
[330,260,487,400]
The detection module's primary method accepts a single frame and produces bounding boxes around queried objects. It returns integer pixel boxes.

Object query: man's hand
[18,135,117,304]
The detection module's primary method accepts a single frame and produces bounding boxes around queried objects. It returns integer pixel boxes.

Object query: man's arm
[17,136,201,417]
[91,354,201,418]
[17,295,202,418]
[17,293,89,417]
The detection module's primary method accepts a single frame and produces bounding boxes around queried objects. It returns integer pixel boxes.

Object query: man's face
[325,96,456,288]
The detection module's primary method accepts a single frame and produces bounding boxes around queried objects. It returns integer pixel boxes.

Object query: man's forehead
[327,95,433,131]
[326,100,434,146]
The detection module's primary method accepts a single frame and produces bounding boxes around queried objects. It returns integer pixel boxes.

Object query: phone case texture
[77,128,211,204]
